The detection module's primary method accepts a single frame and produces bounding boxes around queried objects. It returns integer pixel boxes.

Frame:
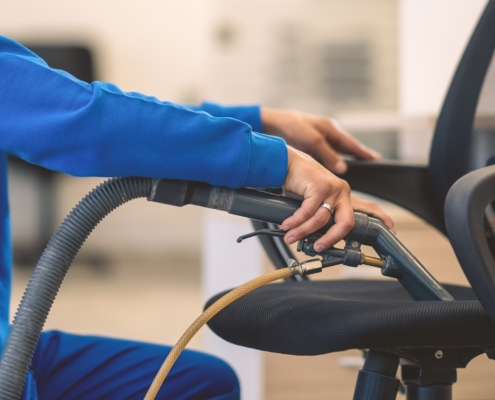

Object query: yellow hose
[143,267,294,400]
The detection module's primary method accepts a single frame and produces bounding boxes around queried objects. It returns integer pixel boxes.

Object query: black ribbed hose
[0,177,152,400]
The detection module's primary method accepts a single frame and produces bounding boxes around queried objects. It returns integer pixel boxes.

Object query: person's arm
[0,36,393,250]
[261,108,382,174]
[188,103,381,174]
[186,102,263,134]
[0,36,285,189]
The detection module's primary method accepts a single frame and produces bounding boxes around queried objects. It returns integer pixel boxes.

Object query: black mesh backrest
[429,0,495,205]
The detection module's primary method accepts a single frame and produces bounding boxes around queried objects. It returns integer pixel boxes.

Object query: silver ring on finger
[320,202,334,216]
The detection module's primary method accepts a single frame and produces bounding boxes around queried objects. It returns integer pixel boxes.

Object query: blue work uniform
[0,36,288,399]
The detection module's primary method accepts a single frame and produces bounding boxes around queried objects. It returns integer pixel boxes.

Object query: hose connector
[360,254,385,268]
[287,258,323,276]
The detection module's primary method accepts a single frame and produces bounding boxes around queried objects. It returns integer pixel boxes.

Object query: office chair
[205,1,495,399]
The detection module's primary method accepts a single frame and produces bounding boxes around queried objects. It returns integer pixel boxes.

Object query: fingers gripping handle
[148,178,453,302]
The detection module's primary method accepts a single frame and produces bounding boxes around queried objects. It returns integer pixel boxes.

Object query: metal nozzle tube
[360,254,385,268]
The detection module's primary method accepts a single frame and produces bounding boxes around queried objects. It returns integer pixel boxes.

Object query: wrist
[284,146,308,188]
[261,107,283,134]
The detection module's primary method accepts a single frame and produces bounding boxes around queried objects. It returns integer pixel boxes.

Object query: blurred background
[2,0,494,399]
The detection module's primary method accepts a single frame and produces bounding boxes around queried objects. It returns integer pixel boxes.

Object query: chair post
[404,384,452,400]
[402,366,455,400]
[352,350,400,400]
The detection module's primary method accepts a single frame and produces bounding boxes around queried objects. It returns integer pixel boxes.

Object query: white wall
[2,1,217,255]
[398,0,488,160]
[202,211,264,400]
[399,0,488,116]
[0,0,213,103]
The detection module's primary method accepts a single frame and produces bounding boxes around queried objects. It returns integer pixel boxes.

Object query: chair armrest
[445,165,495,323]
[343,160,445,234]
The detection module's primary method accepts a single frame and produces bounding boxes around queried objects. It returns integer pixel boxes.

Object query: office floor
[10,211,495,399]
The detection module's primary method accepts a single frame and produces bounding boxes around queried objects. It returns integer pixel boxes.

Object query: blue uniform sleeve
[186,102,263,134]
[0,36,287,188]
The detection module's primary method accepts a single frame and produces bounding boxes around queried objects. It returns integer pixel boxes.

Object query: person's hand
[350,196,396,235]
[262,108,381,174]
[282,146,394,251]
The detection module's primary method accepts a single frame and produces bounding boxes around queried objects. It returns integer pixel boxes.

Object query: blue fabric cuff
[242,132,288,188]
[199,102,263,133]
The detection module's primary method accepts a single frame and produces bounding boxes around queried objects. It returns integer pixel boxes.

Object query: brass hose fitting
[287,258,323,275]
[360,254,385,268]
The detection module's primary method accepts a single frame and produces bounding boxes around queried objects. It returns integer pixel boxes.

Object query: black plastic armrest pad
[342,160,445,234]
[445,165,495,323]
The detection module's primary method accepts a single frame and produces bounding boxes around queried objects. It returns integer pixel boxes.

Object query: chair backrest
[429,0,495,205]
[445,165,495,324]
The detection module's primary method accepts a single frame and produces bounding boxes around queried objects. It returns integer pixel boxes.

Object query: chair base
[352,348,484,400]
[401,366,456,400]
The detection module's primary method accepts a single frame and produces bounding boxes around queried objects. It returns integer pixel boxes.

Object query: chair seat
[205,280,495,356]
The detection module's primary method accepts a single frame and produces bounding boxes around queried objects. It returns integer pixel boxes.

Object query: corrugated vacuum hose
[144,267,295,400]
[0,177,152,400]
[0,175,321,400]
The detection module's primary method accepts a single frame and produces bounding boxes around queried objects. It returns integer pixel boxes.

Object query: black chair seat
[205,280,495,356]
